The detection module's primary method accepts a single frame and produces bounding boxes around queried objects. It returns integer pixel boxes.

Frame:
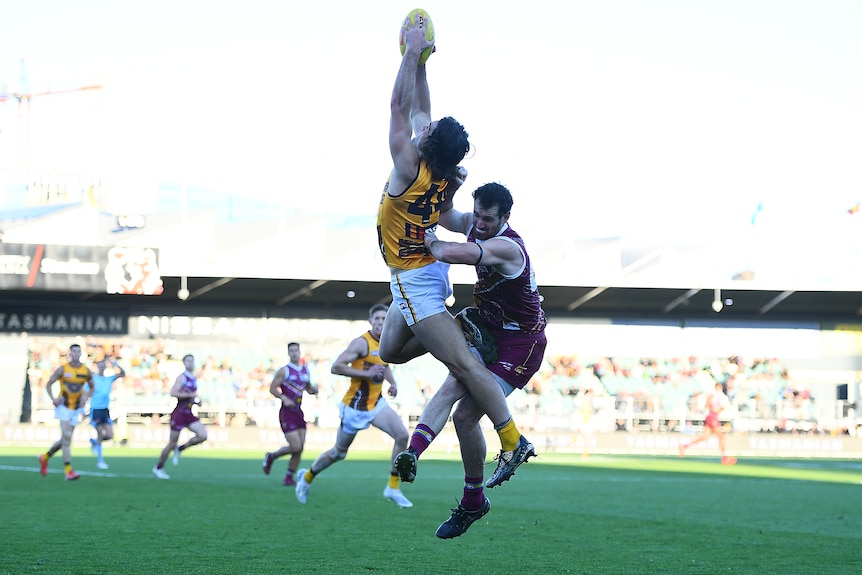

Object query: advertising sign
[0,244,163,295]
[0,305,128,334]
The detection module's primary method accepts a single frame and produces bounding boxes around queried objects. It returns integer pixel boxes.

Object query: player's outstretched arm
[112,361,126,381]
[410,65,431,135]
[425,233,520,268]
[389,18,433,189]
[437,167,470,233]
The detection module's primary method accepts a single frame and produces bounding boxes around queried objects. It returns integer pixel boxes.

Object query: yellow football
[399,9,435,65]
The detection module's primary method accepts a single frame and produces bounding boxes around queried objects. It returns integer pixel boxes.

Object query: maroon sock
[461,476,485,511]
[408,424,436,458]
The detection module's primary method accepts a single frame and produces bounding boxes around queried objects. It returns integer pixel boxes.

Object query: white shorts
[55,405,85,425]
[339,398,389,435]
[390,261,452,326]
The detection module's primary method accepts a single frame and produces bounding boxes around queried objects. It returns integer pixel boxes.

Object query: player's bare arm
[331,338,385,382]
[389,19,432,193]
[81,369,95,404]
[270,367,295,407]
[385,366,398,397]
[45,367,63,405]
[410,64,431,134]
[424,232,522,272]
[437,180,471,234]
[269,367,285,397]
[112,360,126,380]
[436,166,468,217]
[170,375,189,399]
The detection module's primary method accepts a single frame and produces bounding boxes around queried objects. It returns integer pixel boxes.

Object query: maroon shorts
[487,330,547,390]
[280,407,307,433]
[704,412,720,430]
[170,408,200,431]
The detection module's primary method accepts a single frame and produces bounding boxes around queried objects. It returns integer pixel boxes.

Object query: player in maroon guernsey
[679,382,737,465]
[262,342,318,486]
[152,354,208,479]
[378,13,532,482]
[395,182,547,538]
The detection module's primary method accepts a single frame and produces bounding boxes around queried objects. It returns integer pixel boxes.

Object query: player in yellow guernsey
[377,164,457,272]
[341,331,389,411]
[38,343,94,480]
[376,11,530,474]
[295,305,412,508]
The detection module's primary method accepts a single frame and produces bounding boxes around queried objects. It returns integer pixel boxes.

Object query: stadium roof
[0,201,860,325]
[1,276,860,327]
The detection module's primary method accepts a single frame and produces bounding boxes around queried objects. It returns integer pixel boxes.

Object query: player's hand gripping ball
[399,8,435,65]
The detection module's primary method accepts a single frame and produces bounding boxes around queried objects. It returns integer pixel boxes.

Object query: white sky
[0,0,860,248]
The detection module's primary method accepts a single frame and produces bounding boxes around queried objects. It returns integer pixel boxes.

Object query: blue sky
[0,0,860,250]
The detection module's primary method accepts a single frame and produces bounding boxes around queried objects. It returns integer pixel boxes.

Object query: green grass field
[2,447,860,575]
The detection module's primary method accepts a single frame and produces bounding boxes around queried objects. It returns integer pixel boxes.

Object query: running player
[679,382,737,465]
[89,357,126,469]
[262,342,318,486]
[38,343,94,480]
[152,354,208,479]
[295,305,412,508]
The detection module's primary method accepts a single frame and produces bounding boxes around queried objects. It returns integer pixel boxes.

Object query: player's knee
[379,348,407,365]
[436,379,467,405]
[392,429,409,448]
[289,442,305,454]
[452,405,481,430]
[447,356,483,382]
[378,347,393,363]
[378,338,395,363]
[330,448,347,461]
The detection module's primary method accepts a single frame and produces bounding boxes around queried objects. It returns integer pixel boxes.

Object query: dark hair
[473,183,513,217]
[182,354,194,362]
[419,116,470,180]
[369,304,389,318]
[287,342,300,350]
[69,344,81,351]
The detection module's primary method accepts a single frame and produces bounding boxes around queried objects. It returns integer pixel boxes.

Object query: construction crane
[12,83,103,169]
[0,59,105,209]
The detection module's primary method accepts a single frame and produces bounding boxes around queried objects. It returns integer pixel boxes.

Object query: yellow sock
[496,419,521,452]
[388,473,400,490]
[64,463,72,474]
[304,469,316,484]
